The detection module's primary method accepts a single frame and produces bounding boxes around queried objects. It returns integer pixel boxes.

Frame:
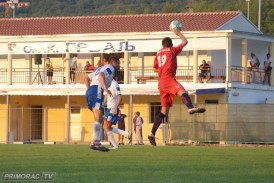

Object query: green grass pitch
[0,144,273,183]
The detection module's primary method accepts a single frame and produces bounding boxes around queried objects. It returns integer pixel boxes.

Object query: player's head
[102,56,109,65]
[109,56,120,70]
[162,37,173,48]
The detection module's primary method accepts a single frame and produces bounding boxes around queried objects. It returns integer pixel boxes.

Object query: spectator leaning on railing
[248,52,260,83]
[263,53,272,85]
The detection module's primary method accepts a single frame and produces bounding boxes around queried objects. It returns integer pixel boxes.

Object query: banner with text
[0,38,226,55]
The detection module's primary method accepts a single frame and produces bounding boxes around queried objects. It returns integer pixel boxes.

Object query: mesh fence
[164,104,274,144]
[1,104,274,144]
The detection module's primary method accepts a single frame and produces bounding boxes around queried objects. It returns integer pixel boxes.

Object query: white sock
[112,128,129,137]
[107,131,118,148]
[91,121,101,144]
[97,122,103,141]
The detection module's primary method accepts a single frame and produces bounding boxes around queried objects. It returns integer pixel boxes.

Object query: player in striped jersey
[103,79,132,149]
[148,27,206,146]
[85,56,120,152]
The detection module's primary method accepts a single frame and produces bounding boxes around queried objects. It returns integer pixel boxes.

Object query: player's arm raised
[173,28,188,47]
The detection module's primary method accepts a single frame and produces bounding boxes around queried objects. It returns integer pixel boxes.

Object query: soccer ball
[169,20,182,31]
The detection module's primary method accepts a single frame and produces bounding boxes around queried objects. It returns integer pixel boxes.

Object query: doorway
[70,105,82,141]
[11,105,22,141]
[31,105,43,140]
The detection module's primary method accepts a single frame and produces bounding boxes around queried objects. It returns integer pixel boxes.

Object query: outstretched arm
[172,28,188,47]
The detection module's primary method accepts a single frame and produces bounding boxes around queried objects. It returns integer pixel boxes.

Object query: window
[71,106,81,114]
[150,102,161,123]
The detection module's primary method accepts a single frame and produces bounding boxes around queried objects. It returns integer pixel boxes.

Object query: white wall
[208,50,226,68]
[228,87,274,103]
[218,15,260,34]
[231,39,242,66]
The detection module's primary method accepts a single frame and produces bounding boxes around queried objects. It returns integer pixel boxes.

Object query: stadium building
[0,11,274,145]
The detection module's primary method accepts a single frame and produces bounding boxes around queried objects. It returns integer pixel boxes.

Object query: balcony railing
[0,66,269,85]
[231,66,266,84]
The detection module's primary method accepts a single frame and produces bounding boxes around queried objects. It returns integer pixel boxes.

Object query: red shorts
[158,78,185,107]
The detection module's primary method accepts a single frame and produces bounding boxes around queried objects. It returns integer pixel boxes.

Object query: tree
[143,7,149,14]
[162,2,176,13]
[125,9,135,15]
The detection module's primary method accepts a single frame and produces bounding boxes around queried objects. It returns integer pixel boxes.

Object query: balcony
[0,66,270,85]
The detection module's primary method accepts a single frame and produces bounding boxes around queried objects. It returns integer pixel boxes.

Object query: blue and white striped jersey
[89,64,115,88]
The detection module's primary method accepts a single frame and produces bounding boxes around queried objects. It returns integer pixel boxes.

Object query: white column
[124,52,129,84]
[193,48,198,83]
[28,55,32,84]
[139,52,145,76]
[7,50,12,85]
[65,52,70,84]
[226,36,232,83]
[242,39,247,83]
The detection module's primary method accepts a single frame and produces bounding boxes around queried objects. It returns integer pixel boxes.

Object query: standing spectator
[198,60,211,83]
[148,26,206,146]
[134,112,144,145]
[84,61,96,73]
[45,57,53,84]
[248,52,260,83]
[117,112,127,145]
[70,54,77,83]
[263,53,272,85]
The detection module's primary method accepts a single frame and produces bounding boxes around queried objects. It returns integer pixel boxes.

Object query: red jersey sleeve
[172,43,185,56]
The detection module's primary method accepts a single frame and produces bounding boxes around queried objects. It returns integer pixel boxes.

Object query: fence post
[44,107,48,143]
[6,95,10,144]
[66,96,70,144]
[128,95,133,145]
